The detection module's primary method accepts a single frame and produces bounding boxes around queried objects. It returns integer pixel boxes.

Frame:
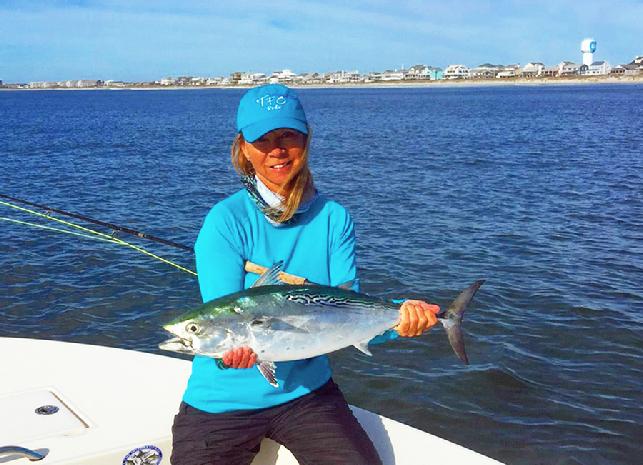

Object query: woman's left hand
[396,300,440,337]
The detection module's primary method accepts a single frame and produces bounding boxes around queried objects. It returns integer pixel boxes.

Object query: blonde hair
[231,128,314,223]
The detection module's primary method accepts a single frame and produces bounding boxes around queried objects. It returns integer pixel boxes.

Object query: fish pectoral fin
[353,340,373,356]
[337,279,356,291]
[251,261,285,288]
[250,317,309,333]
[257,361,278,388]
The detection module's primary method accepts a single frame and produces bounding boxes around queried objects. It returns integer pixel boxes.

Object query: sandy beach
[341,75,643,88]
[2,75,642,91]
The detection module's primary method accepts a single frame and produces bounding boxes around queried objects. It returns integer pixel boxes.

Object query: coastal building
[362,70,399,81]
[159,76,194,86]
[269,69,297,84]
[205,77,223,85]
[496,65,521,78]
[621,64,642,75]
[30,80,101,88]
[238,73,267,85]
[229,72,243,84]
[73,80,100,87]
[28,81,54,88]
[406,64,443,80]
[325,70,361,84]
[298,73,324,84]
[470,63,520,79]
[580,61,611,75]
[495,69,514,78]
[541,65,558,77]
[610,65,626,75]
[617,56,643,75]
[175,77,194,86]
[469,64,503,79]
[444,64,470,79]
[542,66,559,77]
[379,70,405,81]
[522,62,545,77]
[558,61,580,76]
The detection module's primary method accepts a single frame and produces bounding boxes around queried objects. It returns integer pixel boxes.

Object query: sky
[0,0,641,83]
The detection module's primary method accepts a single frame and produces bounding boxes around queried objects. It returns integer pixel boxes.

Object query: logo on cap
[256,94,287,111]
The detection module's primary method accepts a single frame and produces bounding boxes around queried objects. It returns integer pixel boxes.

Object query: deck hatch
[0,389,89,444]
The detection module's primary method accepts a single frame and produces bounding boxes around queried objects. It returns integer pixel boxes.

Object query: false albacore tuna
[159,262,484,387]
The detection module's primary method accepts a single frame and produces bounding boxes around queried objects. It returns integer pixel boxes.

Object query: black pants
[171,379,383,465]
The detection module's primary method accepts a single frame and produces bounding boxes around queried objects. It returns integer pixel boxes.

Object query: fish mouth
[158,336,194,354]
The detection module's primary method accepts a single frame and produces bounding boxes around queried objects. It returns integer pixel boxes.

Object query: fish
[159,262,484,387]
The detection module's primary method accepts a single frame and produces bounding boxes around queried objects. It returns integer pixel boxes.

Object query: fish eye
[185,322,200,334]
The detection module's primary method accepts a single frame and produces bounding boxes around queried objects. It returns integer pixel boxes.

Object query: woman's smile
[269,160,292,171]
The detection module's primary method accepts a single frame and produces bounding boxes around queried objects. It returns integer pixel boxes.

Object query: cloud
[0,0,640,82]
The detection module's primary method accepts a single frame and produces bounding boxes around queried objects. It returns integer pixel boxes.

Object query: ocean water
[1,85,642,465]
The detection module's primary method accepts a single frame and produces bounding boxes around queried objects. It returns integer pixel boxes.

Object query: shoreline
[2,75,641,91]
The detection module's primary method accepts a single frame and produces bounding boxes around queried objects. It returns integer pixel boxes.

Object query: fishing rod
[0,193,193,252]
[0,195,197,276]
[0,194,306,284]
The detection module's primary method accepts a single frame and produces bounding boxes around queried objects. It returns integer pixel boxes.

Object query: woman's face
[241,128,307,193]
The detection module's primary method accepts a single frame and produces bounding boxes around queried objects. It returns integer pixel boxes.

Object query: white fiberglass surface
[0,389,88,444]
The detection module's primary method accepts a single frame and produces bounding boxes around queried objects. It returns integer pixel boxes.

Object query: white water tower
[581,38,597,66]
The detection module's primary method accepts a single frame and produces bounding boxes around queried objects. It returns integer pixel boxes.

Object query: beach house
[469,64,502,79]
[238,73,268,85]
[558,62,580,76]
[580,61,612,75]
[325,71,361,84]
[269,69,297,84]
[522,63,545,77]
[496,65,521,78]
[406,65,443,80]
[444,64,470,79]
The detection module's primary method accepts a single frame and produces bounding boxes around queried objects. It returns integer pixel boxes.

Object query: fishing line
[0,216,123,244]
[0,198,197,276]
[0,193,193,251]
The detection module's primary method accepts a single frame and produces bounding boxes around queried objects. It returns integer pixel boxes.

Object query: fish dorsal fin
[258,361,278,388]
[251,261,284,288]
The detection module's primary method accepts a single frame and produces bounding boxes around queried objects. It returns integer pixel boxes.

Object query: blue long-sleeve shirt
[182,189,396,413]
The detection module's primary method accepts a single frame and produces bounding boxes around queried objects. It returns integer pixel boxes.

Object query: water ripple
[1,86,642,465]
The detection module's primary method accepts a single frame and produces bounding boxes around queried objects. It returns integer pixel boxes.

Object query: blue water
[1,85,642,465]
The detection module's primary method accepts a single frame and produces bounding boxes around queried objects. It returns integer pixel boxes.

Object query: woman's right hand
[222,346,257,369]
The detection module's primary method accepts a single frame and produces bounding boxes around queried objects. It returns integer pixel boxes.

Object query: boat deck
[1,337,503,464]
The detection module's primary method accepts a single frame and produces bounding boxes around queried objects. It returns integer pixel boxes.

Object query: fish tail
[438,280,485,364]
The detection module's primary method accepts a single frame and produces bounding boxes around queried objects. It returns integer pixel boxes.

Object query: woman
[171,84,439,465]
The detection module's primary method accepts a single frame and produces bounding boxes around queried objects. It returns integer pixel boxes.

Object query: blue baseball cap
[236,84,308,143]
